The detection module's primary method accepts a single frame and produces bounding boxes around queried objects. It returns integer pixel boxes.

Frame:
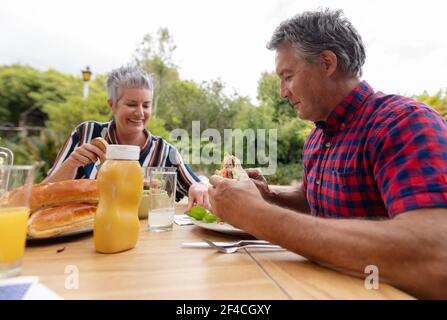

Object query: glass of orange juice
[0,165,33,278]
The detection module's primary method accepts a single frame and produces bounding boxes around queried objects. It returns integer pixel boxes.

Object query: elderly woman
[44,66,209,209]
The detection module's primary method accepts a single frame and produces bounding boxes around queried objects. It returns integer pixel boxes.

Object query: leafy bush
[0,128,62,183]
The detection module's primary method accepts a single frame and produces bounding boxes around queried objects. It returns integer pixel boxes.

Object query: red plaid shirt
[303,81,447,218]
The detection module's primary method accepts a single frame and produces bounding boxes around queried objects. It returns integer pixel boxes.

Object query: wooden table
[21,205,414,300]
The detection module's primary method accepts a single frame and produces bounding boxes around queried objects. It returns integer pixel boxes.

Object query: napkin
[0,276,62,300]
[174,214,194,226]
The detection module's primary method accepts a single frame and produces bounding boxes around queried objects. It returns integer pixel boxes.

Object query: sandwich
[215,154,248,180]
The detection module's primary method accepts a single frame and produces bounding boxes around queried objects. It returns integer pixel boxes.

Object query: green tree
[43,91,111,138]
[0,65,41,125]
[0,65,81,126]
[43,73,110,137]
[157,79,208,131]
[134,28,180,118]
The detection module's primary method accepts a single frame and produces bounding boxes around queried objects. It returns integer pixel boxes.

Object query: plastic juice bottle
[94,145,143,253]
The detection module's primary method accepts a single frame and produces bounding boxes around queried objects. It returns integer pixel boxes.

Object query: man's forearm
[268,183,310,213]
[242,203,447,299]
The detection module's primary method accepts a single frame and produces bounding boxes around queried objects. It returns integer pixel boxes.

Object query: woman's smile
[127,118,145,126]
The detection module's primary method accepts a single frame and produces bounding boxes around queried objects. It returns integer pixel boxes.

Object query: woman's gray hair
[106,66,154,104]
[267,8,366,77]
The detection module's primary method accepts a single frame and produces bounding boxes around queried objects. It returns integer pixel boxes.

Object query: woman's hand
[187,183,211,211]
[65,143,106,169]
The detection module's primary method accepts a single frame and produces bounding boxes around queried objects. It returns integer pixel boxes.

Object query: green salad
[185,206,219,223]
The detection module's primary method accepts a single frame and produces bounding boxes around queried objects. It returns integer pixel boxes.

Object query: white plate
[27,227,93,241]
[190,219,248,235]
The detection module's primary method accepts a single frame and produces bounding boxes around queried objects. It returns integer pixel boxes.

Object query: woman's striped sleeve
[166,146,200,201]
[46,125,82,177]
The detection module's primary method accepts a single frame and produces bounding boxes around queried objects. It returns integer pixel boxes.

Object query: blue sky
[1,0,446,102]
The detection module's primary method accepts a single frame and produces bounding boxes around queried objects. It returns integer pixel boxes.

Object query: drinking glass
[0,165,34,278]
[146,167,177,232]
[138,167,176,219]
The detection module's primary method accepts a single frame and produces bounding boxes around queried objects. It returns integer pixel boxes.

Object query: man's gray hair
[106,66,154,104]
[267,8,366,77]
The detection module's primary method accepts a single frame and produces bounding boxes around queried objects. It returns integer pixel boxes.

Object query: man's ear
[319,50,338,77]
[107,99,113,109]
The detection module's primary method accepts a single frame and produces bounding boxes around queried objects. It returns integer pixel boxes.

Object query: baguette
[8,179,99,213]
[27,203,96,238]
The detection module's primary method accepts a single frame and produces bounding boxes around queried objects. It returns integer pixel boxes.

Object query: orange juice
[94,145,143,253]
[0,207,30,263]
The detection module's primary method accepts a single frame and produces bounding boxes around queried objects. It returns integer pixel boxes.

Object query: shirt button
[324,142,331,148]
[316,179,321,185]
[341,123,346,128]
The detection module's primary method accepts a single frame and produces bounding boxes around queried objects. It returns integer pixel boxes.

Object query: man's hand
[245,168,274,202]
[246,168,310,213]
[187,183,211,211]
[208,174,265,229]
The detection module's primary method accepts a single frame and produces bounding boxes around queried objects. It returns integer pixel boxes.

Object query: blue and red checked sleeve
[370,106,447,217]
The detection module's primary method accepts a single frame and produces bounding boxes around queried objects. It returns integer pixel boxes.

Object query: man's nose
[279,83,289,100]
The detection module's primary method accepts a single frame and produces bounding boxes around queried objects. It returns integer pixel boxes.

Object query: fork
[207,239,271,247]
[203,239,283,254]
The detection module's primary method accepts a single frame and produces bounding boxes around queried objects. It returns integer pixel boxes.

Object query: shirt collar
[104,119,152,154]
[314,80,374,136]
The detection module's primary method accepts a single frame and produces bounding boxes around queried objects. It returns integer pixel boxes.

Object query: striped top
[47,120,200,201]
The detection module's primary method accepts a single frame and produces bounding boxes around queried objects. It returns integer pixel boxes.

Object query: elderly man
[208,9,447,299]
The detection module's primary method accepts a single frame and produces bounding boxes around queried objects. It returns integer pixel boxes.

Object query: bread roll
[8,179,99,213]
[27,203,96,238]
[90,137,108,154]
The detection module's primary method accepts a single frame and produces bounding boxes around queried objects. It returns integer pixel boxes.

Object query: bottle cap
[106,144,140,161]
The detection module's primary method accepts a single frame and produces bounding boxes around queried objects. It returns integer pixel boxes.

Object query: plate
[26,227,93,242]
[190,219,248,235]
